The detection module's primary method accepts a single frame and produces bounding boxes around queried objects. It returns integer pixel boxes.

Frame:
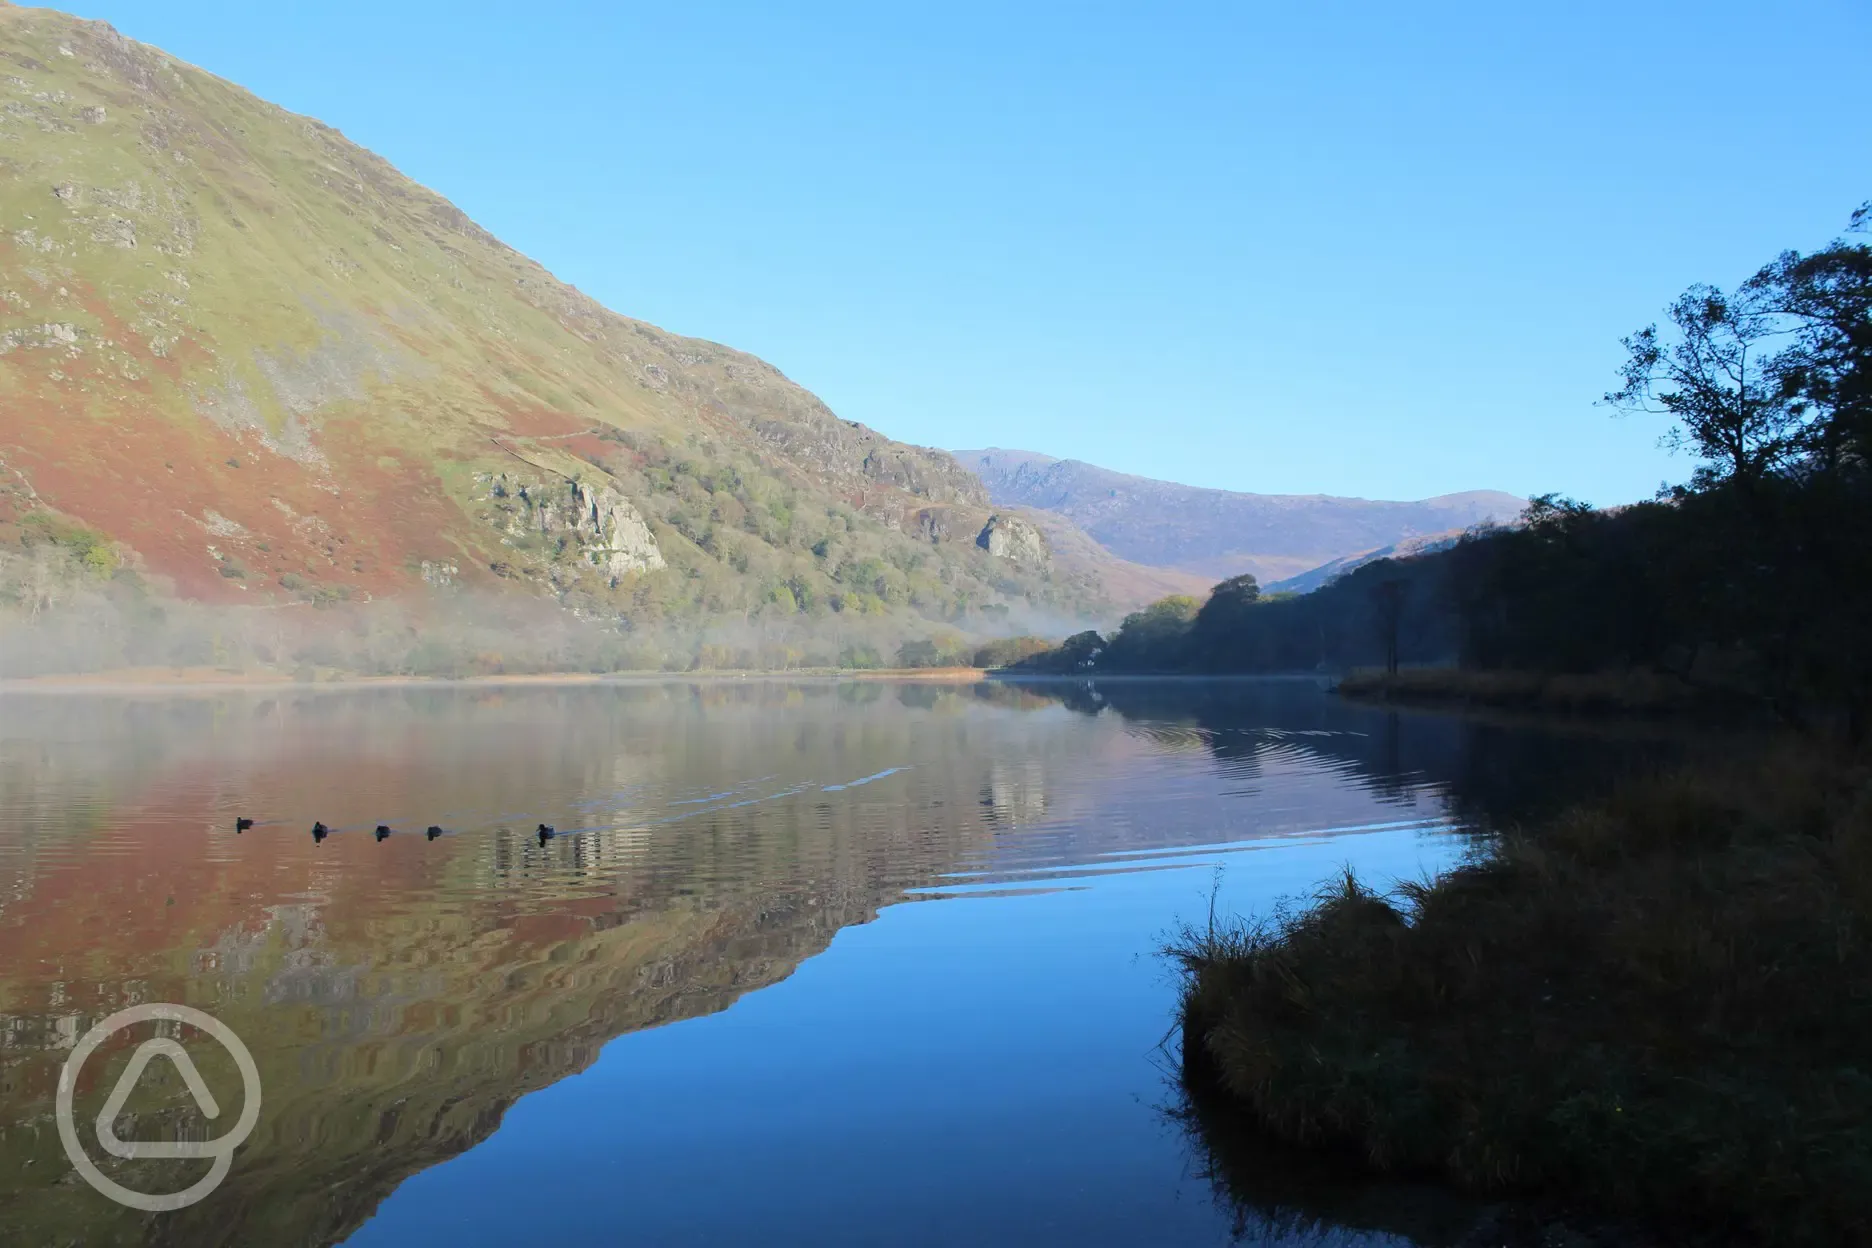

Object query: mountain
[955,448,1525,586]
[0,6,1118,663]
[1264,532,1467,595]
[1015,507,1214,607]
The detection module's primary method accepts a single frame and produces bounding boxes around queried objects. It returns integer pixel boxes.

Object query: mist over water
[0,679,1679,1245]
[0,590,1092,679]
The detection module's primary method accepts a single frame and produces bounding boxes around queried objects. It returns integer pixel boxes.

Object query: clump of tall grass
[1172,743,1872,1245]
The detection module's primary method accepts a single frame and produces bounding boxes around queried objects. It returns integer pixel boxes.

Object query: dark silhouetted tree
[1188,574,1260,666]
[1606,287,1809,491]
[1371,578,1407,675]
[1741,201,1872,473]
[1057,629,1105,669]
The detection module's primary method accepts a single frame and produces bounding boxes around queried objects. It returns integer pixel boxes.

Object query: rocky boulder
[479,473,665,582]
[976,513,1049,569]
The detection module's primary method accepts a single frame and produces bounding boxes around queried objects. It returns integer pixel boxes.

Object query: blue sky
[46,1,1872,505]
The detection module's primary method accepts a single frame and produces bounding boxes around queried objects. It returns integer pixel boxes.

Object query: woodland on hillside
[0,470,1078,679]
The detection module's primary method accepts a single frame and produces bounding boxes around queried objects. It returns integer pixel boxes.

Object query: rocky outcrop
[911,507,955,544]
[419,559,459,588]
[750,417,987,507]
[478,473,665,581]
[976,513,1049,569]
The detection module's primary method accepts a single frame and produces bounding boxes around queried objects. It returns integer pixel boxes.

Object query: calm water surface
[0,678,1670,1246]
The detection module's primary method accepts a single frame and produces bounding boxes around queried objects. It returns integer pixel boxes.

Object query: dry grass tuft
[1172,742,1872,1245]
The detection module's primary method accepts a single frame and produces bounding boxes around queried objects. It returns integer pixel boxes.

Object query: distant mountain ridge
[954,448,1524,585]
[1264,532,1467,595]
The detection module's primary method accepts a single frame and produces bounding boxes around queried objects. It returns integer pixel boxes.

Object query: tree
[895,638,941,668]
[1741,202,1872,474]
[1057,629,1105,670]
[1126,594,1201,629]
[1370,577,1406,675]
[1610,203,1872,490]
[1188,574,1260,665]
[1103,594,1201,670]
[1606,286,1809,490]
[972,635,1050,668]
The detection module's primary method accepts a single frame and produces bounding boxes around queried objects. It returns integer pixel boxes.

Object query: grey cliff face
[477,472,666,583]
[976,513,1049,569]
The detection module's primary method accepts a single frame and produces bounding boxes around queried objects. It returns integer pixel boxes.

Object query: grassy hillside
[0,5,1103,667]
[956,447,1523,583]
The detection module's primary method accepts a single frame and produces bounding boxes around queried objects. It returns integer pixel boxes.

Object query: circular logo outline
[56,1003,262,1212]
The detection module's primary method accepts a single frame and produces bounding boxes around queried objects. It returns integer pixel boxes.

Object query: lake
[0,678,1677,1246]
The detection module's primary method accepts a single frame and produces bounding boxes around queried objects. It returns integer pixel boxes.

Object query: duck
[235,817,254,832]
[375,824,392,842]
[312,821,330,843]
[537,823,556,846]
[426,825,444,841]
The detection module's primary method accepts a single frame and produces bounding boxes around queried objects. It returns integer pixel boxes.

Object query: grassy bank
[1172,743,1872,1246]
[1334,666,1726,716]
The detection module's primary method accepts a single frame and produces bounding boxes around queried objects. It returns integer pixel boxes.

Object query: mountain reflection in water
[0,679,1686,1246]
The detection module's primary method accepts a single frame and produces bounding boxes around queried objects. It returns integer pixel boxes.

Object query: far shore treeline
[1014,204,1872,732]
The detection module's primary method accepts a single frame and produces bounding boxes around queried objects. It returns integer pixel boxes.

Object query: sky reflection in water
[0,678,1661,1246]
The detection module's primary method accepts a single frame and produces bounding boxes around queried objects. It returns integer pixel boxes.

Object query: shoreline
[987,669,1333,684]
[1,665,1364,695]
[0,665,994,695]
[1330,666,1750,718]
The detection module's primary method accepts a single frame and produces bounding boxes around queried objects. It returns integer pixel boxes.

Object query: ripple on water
[0,679,1684,1247]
